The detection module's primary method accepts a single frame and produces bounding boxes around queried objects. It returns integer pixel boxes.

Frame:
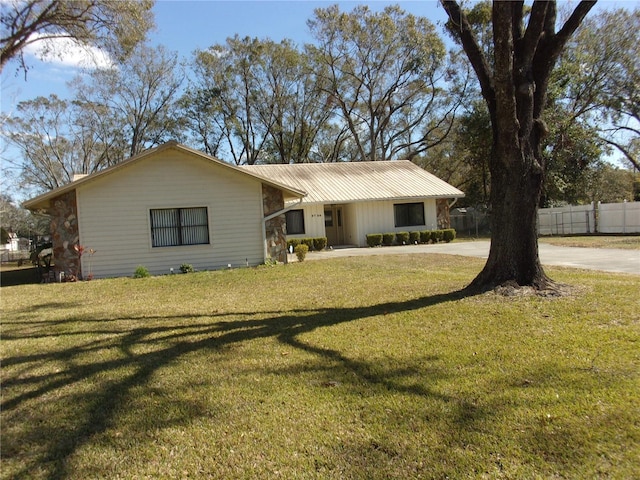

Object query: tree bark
[469,141,551,291]
[441,0,596,292]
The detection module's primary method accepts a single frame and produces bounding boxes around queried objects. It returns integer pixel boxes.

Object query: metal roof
[242,161,464,205]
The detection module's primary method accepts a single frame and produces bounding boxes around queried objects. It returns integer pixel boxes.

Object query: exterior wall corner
[50,190,81,279]
[437,199,451,229]
[262,184,287,263]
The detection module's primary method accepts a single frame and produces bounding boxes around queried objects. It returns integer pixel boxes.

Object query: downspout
[446,198,458,231]
[262,197,304,264]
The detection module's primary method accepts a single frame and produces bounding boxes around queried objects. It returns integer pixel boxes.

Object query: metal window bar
[150,207,209,247]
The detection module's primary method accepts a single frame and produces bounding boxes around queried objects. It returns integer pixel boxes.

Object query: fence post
[623,200,627,234]
[596,201,601,233]
[586,210,590,233]
[474,211,479,238]
[569,205,574,234]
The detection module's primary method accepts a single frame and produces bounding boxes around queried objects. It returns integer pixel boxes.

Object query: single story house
[23,141,463,279]
[23,142,305,279]
[242,161,464,247]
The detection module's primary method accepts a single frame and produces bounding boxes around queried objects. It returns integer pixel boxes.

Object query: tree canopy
[307,4,466,162]
[1,0,155,74]
[4,43,184,194]
[2,1,637,226]
[559,8,640,171]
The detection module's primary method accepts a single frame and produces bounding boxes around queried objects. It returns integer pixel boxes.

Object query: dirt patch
[491,280,581,298]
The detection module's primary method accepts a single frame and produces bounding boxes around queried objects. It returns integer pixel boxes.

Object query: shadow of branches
[2,290,467,479]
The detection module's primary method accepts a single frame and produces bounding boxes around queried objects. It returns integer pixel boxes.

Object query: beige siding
[77,150,265,278]
[350,199,438,246]
[343,203,359,245]
[287,200,438,247]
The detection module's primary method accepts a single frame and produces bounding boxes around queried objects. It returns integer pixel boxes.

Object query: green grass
[538,234,640,249]
[2,255,639,479]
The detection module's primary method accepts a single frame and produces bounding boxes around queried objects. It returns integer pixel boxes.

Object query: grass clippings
[1,254,638,479]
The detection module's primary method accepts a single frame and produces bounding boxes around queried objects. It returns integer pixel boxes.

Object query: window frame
[285,209,306,235]
[149,206,210,248]
[393,202,426,228]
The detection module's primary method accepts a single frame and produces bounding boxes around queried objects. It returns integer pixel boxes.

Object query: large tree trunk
[469,142,552,291]
[442,0,596,293]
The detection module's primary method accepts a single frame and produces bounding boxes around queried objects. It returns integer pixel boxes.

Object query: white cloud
[23,34,114,70]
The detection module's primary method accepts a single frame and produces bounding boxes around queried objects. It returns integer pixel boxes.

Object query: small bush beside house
[396,231,410,245]
[366,233,383,247]
[313,237,327,251]
[367,229,457,246]
[294,244,309,262]
[286,237,327,252]
[133,266,150,278]
[382,233,395,246]
[443,229,456,242]
[180,263,194,273]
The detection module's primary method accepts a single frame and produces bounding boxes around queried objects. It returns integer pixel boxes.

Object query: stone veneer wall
[50,190,81,279]
[436,199,451,230]
[262,184,287,263]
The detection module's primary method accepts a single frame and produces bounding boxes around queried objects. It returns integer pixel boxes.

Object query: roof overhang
[23,142,306,213]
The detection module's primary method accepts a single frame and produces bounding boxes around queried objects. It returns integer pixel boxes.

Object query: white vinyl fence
[598,201,640,233]
[538,204,596,234]
[538,201,640,235]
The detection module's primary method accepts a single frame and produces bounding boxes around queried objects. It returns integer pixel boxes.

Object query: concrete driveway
[306,240,640,275]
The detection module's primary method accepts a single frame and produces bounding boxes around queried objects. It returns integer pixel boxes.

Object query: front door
[324,205,344,246]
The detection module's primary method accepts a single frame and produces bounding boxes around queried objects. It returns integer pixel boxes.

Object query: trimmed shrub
[409,231,420,244]
[366,233,383,247]
[420,230,431,244]
[287,238,301,250]
[133,265,150,278]
[288,237,327,251]
[294,244,309,262]
[433,230,444,243]
[396,231,410,245]
[382,232,395,246]
[443,229,456,243]
[313,237,328,251]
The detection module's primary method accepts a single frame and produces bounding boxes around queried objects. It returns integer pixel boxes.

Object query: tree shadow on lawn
[0,289,596,479]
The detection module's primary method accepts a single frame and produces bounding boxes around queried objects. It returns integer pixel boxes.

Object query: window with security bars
[394,202,425,227]
[150,207,210,247]
[285,209,305,235]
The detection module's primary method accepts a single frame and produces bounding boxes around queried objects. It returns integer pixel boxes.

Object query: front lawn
[538,234,640,249]
[1,255,638,479]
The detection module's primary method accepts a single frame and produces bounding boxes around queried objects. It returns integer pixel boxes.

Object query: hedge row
[366,229,456,247]
[287,237,328,251]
